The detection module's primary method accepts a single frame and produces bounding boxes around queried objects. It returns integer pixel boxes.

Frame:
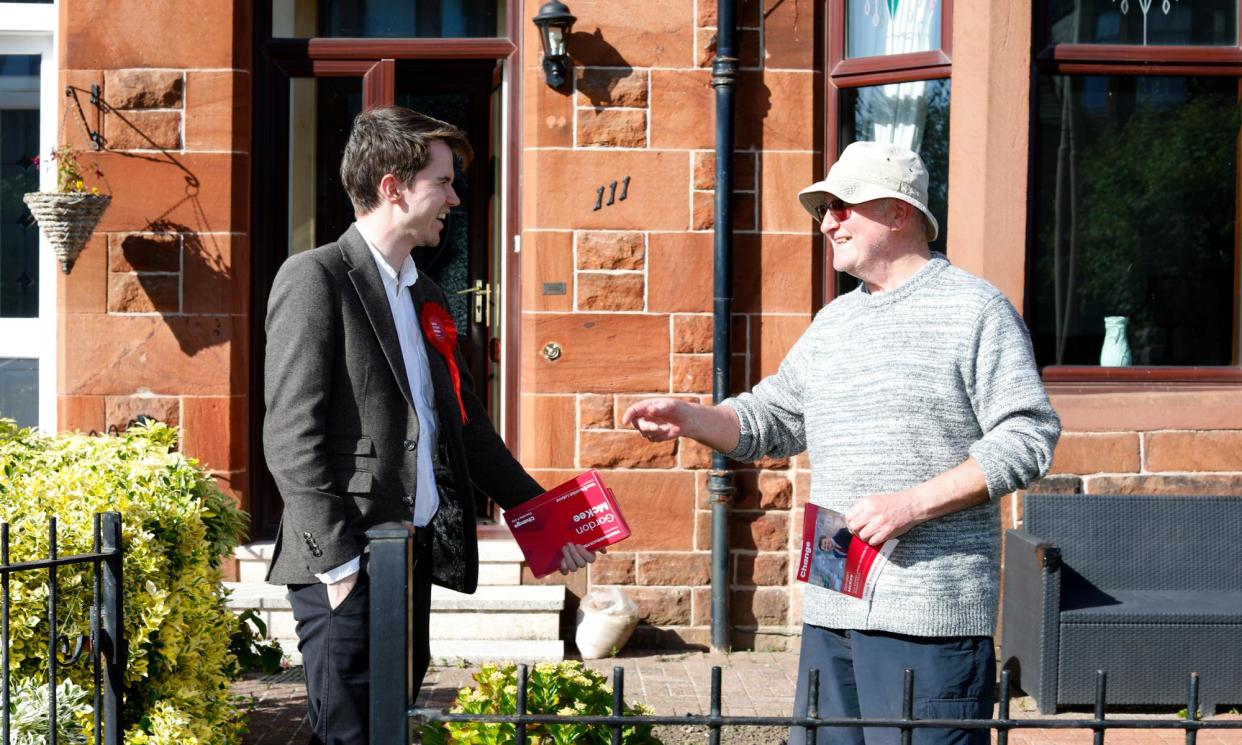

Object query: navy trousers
[790,624,995,745]
[287,547,434,745]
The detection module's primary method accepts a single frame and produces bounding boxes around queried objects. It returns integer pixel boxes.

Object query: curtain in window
[851,0,940,150]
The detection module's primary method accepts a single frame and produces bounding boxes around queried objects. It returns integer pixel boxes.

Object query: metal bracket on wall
[65,84,109,150]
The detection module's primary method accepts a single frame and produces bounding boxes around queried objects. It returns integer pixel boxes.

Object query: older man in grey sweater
[623,142,1061,745]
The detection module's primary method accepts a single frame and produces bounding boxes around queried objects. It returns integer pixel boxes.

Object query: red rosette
[419,302,467,424]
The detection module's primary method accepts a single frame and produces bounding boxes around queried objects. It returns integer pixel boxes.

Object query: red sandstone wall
[55,0,252,513]
[518,0,820,649]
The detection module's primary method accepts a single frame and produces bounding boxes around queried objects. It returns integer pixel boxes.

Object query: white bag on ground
[575,587,639,659]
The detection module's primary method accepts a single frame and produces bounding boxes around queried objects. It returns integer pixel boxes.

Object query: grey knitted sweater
[723,255,1060,637]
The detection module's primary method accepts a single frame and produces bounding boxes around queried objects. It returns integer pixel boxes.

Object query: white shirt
[315,224,441,584]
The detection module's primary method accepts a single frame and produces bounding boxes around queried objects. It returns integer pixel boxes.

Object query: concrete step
[430,639,564,664]
[233,538,528,585]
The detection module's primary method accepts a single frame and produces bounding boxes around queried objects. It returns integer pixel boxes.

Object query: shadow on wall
[94,103,232,357]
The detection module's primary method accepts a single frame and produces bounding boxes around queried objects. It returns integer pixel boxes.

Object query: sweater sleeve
[721,322,814,463]
[965,295,1062,498]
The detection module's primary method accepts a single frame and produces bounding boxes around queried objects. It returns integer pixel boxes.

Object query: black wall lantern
[532,0,576,88]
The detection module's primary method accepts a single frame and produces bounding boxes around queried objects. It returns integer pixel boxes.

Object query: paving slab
[233,651,1242,745]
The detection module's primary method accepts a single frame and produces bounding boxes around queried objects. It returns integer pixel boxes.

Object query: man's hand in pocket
[325,572,359,610]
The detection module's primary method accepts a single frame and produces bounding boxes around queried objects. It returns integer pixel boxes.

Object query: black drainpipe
[708,0,738,653]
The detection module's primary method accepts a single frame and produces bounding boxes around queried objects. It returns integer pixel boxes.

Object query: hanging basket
[21,191,111,274]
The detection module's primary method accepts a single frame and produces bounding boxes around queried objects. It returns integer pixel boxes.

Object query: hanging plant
[22,146,110,274]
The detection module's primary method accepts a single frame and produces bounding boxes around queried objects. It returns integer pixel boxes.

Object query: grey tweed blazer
[262,225,542,591]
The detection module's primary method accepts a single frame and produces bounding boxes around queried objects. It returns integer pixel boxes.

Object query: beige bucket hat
[797,141,939,242]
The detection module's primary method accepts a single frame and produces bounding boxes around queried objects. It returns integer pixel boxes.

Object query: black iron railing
[1,512,125,745]
[367,523,1242,745]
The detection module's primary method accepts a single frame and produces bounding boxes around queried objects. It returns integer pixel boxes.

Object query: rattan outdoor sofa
[1000,494,1242,714]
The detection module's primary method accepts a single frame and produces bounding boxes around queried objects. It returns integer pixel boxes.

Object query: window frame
[0,3,58,431]
[823,0,954,304]
[1029,0,1242,384]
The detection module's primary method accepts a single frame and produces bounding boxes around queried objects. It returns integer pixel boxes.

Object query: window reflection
[0,358,37,428]
[316,0,501,38]
[0,55,41,320]
[838,78,951,258]
[1048,0,1237,46]
[1032,75,1240,366]
[846,0,942,58]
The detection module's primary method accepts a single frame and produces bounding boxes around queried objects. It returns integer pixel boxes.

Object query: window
[1030,0,1242,379]
[0,4,56,429]
[827,0,953,296]
[275,0,503,38]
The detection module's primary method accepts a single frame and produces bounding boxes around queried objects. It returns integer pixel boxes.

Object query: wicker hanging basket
[21,191,111,274]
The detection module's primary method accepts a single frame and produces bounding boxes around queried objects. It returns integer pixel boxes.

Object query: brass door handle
[455,280,491,325]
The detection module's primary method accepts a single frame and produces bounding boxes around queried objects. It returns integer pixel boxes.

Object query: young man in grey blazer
[263,106,596,745]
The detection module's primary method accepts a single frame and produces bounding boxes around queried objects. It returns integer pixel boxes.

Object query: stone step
[233,538,527,585]
[430,639,564,664]
[225,582,565,652]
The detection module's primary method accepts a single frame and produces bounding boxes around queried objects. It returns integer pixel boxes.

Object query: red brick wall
[519,0,819,649]
[56,1,251,513]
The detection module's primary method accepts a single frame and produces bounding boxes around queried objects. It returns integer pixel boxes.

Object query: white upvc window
[0,2,58,430]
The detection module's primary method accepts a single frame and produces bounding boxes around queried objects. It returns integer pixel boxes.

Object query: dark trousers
[287,547,434,745]
[790,624,995,745]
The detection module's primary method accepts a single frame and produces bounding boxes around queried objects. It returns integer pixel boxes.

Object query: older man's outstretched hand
[621,398,692,442]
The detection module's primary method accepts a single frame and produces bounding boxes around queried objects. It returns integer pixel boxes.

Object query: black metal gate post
[368,522,416,745]
[99,511,125,745]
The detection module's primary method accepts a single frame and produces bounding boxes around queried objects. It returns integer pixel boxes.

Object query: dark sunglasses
[813,198,851,222]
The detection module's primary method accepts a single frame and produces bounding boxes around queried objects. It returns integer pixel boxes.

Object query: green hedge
[0,419,249,745]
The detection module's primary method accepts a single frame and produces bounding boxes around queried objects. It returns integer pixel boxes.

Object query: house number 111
[593,176,631,211]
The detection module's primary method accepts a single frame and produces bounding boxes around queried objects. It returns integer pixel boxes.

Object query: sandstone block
[693,151,757,192]
[1145,430,1242,472]
[183,233,247,315]
[523,314,669,392]
[672,354,712,393]
[732,511,789,552]
[757,472,793,509]
[181,395,247,472]
[58,395,105,434]
[628,587,691,626]
[576,68,649,107]
[108,273,179,314]
[578,231,644,270]
[1050,432,1141,475]
[519,395,576,468]
[566,0,696,68]
[679,438,713,469]
[185,71,249,151]
[578,108,647,148]
[521,231,574,312]
[111,232,180,272]
[579,394,614,429]
[589,552,636,584]
[523,150,689,230]
[637,552,711,586]
[1085,474,1242,496]
[105,69,183,109]
[580,430,676,468]
[692,190,756,231]
[763,0,816,69]
[105,395,180,432]
[696,27,761,68]
[523,67,573,148]
[105,110,181,150]
[576,272,644,311]
[736,553,789,586]
[673,315,713,353]
[730,587,789,626]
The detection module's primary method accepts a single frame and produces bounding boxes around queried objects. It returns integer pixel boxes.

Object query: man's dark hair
[340,105,474,214]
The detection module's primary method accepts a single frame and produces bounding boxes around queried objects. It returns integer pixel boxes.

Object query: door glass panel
[0,54,41,319]
[847,0,942,58]
[288,76,362,255]
[1049,0,1237,46]
[315,0,502,37]
[1031,75,1240,366]
[837,78,950,294]
[0,358,37,428]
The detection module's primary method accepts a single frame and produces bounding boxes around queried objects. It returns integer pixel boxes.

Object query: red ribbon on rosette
[419,302,467,424]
